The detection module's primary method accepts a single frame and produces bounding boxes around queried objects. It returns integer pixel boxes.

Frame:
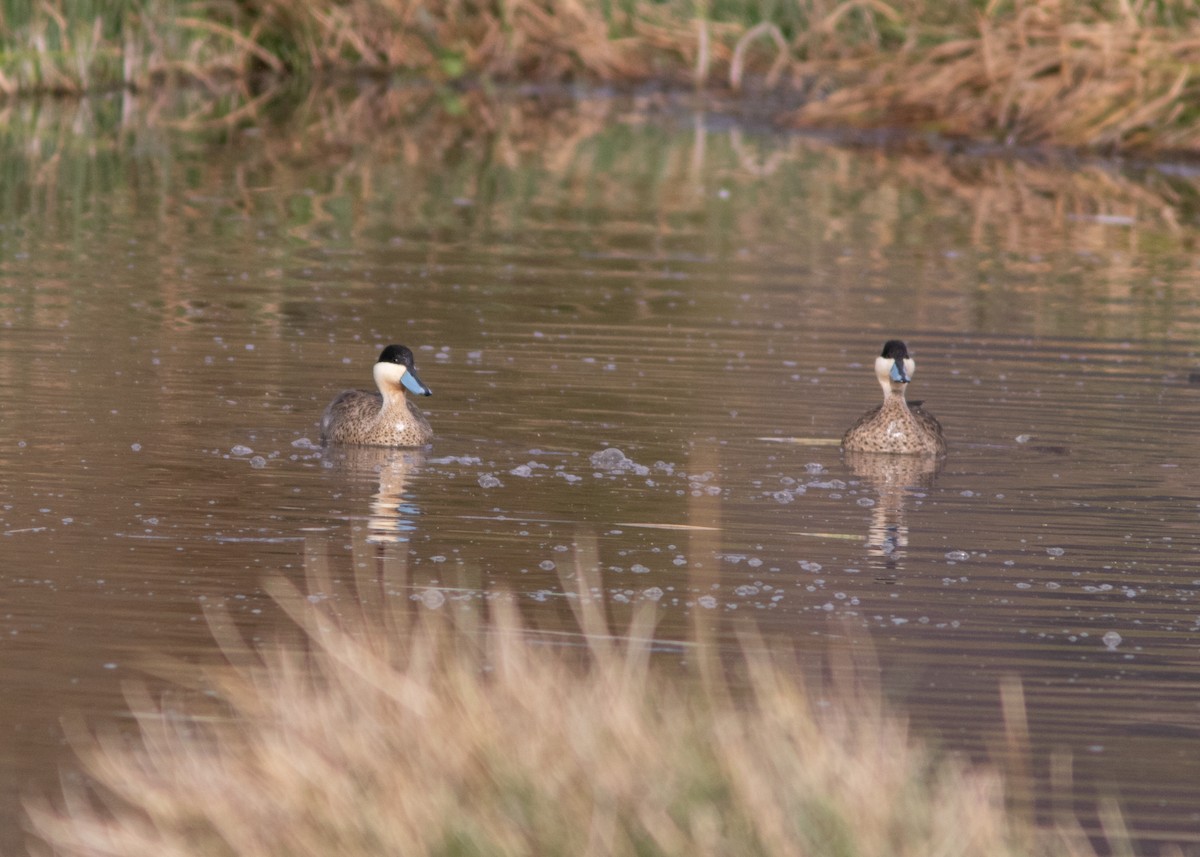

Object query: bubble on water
[643,587,664,601]
[1015,434,1032,443]
[292,437,320,449]
[799,561,822,572]
[590,447,649,476]
[630,564,650,574]
[249,456,267,469]
[231,444,253,456]
[804,462,824,474]
[697,595,718,609]
[1046,547,1065,557]
[555,472,582,483]
[510,465,534,477]
[747,558,763,568]
[773,491,794,504]
[419,589,446,610]
[431,455,483,466]
[945,550,970,562]
[591,447,629,469]
[856,497,875,507]
[1102,630,1122,650]
[539,560,556,571]
[478,473,503,489]
[734,585,760,596]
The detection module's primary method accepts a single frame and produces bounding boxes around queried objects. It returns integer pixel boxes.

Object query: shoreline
[6,2,1200,155]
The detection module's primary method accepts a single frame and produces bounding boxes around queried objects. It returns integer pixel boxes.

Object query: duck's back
[909,403,946,453]
[321,389,380,444]
[842,404,885,451]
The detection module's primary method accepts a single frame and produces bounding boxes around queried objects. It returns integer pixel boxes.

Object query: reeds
[793,0,1200,152]
[26,570,1105,857]
[0,0,696,94]
[7,1,1200,151]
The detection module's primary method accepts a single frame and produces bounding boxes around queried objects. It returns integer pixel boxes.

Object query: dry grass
[24,563,1108,857]
[7,1,1200,151]
[0,0,713,94]
[793,0,1200,151]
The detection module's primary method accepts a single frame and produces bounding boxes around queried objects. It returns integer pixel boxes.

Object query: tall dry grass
[25,566,1107,857]
[792,0,1200,151]
[7,0,1200,151]
[0,0,707,94]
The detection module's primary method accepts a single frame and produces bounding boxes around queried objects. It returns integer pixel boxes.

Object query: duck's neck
[377,386,410,416]
[372,364,412,417]
[879,379,911,406]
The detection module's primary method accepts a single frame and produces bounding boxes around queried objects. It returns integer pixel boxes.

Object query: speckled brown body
[842,396,945,455]
[320,389,433,447]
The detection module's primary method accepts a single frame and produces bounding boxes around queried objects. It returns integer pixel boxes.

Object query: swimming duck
[842,340,946,455]
[320,345,433,447]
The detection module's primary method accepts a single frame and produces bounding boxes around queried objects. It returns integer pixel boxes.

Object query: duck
[320,344,433,447]
[842,340,946,455]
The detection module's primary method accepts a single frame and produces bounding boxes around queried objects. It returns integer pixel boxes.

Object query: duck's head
[874,339,916,395]
[373,344,432,397]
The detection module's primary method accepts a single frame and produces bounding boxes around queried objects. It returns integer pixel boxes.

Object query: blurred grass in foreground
[25,562,1114,857]
[6,1,1200,151]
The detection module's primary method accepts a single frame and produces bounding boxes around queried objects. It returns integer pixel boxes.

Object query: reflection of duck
[842,340,946,455]
[843,449,942,568]
[324,446,425,544]
[321,345,433,447]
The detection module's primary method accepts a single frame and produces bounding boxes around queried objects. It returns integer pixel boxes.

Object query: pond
[2,86,1200,853]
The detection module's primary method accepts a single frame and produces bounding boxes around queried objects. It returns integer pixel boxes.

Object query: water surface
[2,88,1200,852]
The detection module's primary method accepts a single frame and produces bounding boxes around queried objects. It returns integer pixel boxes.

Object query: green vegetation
[26,571,1111,857]
[5,1,1200,151]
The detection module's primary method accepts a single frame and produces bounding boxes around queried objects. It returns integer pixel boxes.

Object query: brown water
[3,88,1200,852]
